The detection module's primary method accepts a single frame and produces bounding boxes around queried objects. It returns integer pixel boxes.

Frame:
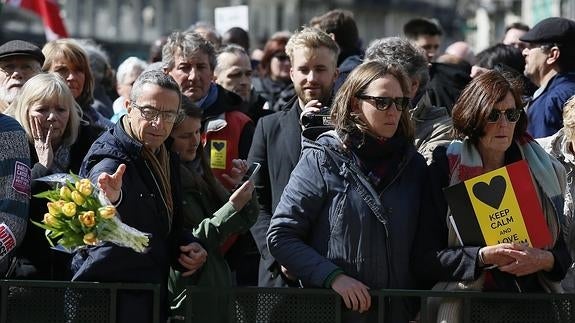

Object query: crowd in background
[1,8,575,323]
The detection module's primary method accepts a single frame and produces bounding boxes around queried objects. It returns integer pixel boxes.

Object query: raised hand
[97,164,126,204]
[30,116,53,169]
[220,159,248,189]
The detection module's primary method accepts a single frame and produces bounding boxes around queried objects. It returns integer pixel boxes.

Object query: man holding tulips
[73,70,207,323]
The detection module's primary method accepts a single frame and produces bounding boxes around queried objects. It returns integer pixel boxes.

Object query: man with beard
[0,40,44,112]
[248,27,339,287]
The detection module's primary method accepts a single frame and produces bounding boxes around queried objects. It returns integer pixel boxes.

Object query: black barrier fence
[0,280,160,323]
[183,287,575,323]
[1,281,575,323]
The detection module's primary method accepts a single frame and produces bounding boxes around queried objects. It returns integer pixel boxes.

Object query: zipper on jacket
[144,160,172,234]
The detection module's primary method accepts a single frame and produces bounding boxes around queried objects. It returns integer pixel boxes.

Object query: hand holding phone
[242,162,261,182]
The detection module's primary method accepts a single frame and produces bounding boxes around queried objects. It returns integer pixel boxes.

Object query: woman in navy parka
[267,61,430,322]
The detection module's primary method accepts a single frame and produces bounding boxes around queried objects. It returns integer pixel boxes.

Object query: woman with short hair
[417,70,571,321]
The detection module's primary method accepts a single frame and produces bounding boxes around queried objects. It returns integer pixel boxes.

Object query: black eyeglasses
[355,95,411,111]
[131,102,181,123]
[487,108,521,123]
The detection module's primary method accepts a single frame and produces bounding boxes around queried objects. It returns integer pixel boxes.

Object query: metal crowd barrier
[1,281,574,323]
[184,287,575,323]
[0,280,160,323]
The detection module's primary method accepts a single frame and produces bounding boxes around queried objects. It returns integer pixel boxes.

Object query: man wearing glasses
[520,17,575,138]
[74,70,207,323]
[0,40,44,112]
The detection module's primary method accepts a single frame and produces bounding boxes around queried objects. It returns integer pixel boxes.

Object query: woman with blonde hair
[42,39,112,130]
[267,60,428,322]
[8,73,102,279]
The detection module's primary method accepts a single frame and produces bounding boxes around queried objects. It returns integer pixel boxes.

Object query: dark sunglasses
[487,108,521,123]
[355,95,411,111]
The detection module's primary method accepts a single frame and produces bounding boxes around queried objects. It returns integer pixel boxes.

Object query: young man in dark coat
[248,27,339,287]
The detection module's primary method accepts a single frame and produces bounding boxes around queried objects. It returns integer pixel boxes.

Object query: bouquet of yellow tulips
[33,173,149,253]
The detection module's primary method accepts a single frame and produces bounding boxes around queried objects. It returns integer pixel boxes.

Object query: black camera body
[300,107,332,128]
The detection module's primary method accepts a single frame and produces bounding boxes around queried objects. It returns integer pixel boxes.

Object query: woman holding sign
[267,61,429,322]
[416,70,571,321]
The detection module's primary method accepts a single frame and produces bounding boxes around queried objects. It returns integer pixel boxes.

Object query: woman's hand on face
[331,274,371,313]
[220,159,248,189]
[97,164,126,205]
[30,115,54,169]
[229,179,254,211]
[497,243,555,276]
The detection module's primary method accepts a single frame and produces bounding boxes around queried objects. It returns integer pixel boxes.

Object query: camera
[300,107,332,128]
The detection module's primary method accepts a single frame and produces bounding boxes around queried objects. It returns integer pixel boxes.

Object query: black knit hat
[520,17,575,45]
[0,40,45,65]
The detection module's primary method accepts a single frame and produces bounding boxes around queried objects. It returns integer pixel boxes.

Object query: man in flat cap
[0,40,45,112]
[521,17,575,138]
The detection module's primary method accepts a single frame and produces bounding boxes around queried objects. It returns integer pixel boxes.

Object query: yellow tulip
[71,191,85,206]
[43,213,58,227]
[98,206,116,219]
[75,179,93,197]
[83,232,98,245]
[79,211,96,228]
[59,186,72,200]
[47,202,61,216]
[61,202,77,217]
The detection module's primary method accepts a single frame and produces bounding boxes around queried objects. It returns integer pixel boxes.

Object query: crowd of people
[1,8,575,323]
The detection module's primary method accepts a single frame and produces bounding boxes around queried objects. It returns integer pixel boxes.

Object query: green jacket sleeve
[192,193,259,251]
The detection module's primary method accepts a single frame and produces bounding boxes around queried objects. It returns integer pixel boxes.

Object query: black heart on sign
[213,142,225,151]
[472,175,506,209]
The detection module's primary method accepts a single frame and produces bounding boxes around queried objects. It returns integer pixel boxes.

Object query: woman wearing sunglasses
[267,61,429,322]
[415,70,571,322]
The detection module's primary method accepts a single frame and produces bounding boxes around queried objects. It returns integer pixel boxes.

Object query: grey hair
[214,44,249,75]
[129,70,182,109]
[116,56,148,85]
[365,37,429,93]
[162,31,217,71]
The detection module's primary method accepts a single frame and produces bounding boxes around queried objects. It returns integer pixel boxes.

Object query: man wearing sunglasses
[365,37,452,163]
[520,17,575,138]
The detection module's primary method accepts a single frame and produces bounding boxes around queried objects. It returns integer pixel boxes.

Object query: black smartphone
[242,162,261,182]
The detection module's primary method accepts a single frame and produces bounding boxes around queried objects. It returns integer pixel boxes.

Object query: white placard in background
[214,5,249,35]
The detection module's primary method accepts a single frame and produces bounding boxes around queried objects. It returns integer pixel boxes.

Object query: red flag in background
[5,0,69,40]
